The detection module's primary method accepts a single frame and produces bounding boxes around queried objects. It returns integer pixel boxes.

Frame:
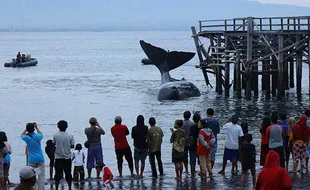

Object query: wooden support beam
[283,60,289,90]
[236,52,242,99]
[217,34,223,95]
[225,36,231,97]
[246,17,253,100]
[289,57,294,88]
[296,36,302,99]
[309,38,310,96]
[191,27,211,87]
[263,60,271,99]
[278,35,284,99]
[272,56,278,97]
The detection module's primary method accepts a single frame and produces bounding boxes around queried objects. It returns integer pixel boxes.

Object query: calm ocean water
[0,31,309,189]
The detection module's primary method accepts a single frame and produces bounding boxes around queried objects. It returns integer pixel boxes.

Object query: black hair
[114,116,122,124]
[46,140,54,146]
[200,119,208,128]
[271,110,278,116]
[279,112,287,121]
[26,123,35,133]
[75,143,82,151]
[175,120,183,128]
[57,120,68,132]
[231,115,238,124]
[183,111,191,119]
[0,131,7,142]
[207,108,215,116]
[270,114,278,124]
[244,134,253,143]
[261,116,271,134]
[136,115,145,126]
[149,117,156,126]
[96,160,105,169]
[305,109,310,117]
[193,112,201,123]
[241,122,249,135]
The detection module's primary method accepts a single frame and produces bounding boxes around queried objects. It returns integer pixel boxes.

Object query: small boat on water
[4,55,38,68]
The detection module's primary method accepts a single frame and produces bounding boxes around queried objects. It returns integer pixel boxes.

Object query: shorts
[211,142,217,161]
[172,150,185,163]
[49,157,55,167]
[55,159,72,182]
[134,148,147,164]
[115,148,133,168]
[3,163,10,177]
[87,145,103,169]
[223,148,238,162]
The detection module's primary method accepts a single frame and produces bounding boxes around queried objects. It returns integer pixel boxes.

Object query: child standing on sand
[45,139,56,179]
[72,143,85,182]
[240,134,256,189]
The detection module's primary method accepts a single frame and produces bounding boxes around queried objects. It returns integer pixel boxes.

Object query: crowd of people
[0,108,310,190]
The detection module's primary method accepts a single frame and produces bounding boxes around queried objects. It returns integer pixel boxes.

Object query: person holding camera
[21,123,45,190]
[84,117,105,179]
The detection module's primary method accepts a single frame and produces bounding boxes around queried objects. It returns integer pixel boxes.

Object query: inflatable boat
[4,58,38,68]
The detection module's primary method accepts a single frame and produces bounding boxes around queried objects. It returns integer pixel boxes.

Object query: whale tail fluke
[139,40,195,73]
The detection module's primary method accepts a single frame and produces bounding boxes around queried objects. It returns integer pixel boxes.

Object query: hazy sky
[251,0,310,7]
[0,0,309,30]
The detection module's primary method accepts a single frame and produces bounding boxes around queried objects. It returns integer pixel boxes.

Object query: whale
[140,40,200,101]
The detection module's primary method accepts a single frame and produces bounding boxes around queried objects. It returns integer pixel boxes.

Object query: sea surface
[0,31,310,189]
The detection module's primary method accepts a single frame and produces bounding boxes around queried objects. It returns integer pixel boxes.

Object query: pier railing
[199,16,310,32]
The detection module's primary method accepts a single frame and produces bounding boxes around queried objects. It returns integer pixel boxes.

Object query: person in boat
[16,52,21,63]
[22,54,26,62]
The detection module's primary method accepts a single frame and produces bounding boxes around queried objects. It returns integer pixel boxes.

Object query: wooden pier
[191,16,310,100]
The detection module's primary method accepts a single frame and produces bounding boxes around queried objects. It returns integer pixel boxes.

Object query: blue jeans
[211,142,217,161]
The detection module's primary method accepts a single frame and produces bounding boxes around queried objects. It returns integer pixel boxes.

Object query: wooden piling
[296,51,302,99]
[236,52,241,99]
[245,17,254,100]
[296,35,302,99]
[289,57,294,88]
[278,35,284,99]
[271,56,278,97]
[224,36,230,98]
[217,34,223,95]
[262,60,271,99]
[283,60,289,90]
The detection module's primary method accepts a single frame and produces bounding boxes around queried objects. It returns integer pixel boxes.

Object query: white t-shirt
[224,122,244,150]
[72,150,85,167]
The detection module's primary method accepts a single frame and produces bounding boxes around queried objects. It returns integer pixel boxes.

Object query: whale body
[139,40,200,101]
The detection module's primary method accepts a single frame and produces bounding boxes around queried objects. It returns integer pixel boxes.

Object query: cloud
[250,0,310,7]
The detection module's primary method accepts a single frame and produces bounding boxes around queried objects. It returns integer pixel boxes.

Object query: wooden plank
[308,38,310,96]
[217,34,223,95]
[191,26,211,87]
[225,36,231,97]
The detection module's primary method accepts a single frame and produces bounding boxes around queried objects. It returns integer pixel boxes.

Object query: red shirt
[196,130,212,155]
[260,125,269,145]
[102,166,113,183]
[256,150,292,190]
[111,124,130,150]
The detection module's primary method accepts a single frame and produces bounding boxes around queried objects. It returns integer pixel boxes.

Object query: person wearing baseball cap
[14,166,40,190]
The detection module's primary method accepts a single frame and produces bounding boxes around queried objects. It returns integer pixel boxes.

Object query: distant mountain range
[0,0,309,31]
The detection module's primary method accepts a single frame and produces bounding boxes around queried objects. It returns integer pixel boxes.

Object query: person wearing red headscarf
[256,150,292,190]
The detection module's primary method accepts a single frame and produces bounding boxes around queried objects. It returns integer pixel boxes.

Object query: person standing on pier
[182,111,194,173]
[189,112,201,176]
[21,123,45,190]
[147,117,164,178]
[218,115,243,175]
[111,116,134,178]
[170,120,185,181]
[267,114,285,168]
[204,108,220,168]
[131,115,148,178]
[53,120,75,190]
